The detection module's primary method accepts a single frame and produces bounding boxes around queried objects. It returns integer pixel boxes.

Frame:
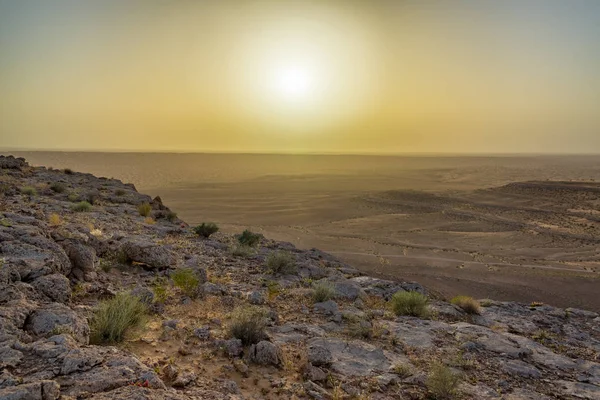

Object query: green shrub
[89,292,148,344]
[67,192,80,202]
[390,291,429,317]
[63,168,74,175]
[265,251,297,275]
[230,244,255,258]
[426,363,460,399]
[393,363,413,378]
[20,186,37,196]
[237,229,262,247]
[165,211,178,222]
[72,201,92,212]
[451,296,481,315]
[193,222,219,238]
[313,281,336,303]
[171,268,200,298]
[50,182,66,193]
[138,203,152,217]
[228,305,267,345]
[152,277,169,304]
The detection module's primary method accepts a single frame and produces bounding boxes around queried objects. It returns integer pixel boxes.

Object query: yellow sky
[1,0,599,153]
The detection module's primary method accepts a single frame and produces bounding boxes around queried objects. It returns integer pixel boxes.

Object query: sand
[11,152,600,311]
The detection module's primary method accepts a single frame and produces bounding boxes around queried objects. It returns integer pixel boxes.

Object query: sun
[272,65,314,102]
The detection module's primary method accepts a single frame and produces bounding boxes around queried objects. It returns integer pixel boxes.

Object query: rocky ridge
[0,155,598,399]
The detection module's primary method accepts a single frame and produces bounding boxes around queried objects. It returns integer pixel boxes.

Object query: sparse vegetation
[67,192,80,202]
[72,201,92,212]
[390,291,429,317]
[393,363,413,378]
[237,229,262,247]
[193,222,219,238]
[50,182,66,193]
[165,211,178,222]
[426,363,460,399]
[138,203,152,217]
[451,296,481,315]
[63,168,74,174]
[171,268,200,298]
[115,188,126,196]
[265,250,297,275]
[230,244,255,258]
[48,213,62,226]
[89,292,148,344]
[313,281,336,303]
[152,277,169,304]
[144,217,155,225]
[228,305,267,345]
[0,218,12,227]
[20,186,37,196]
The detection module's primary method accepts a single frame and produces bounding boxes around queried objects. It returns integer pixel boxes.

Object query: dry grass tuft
[228,305,267,345]
[90,292,148,344]
[390,291,429,317]
[48,213,62,226]
[138,203,152,217]
[451,296,481,315]
[265,251,297,275]
[426,363,461,399]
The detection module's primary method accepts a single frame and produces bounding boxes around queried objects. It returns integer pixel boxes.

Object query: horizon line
[2,148,600,157]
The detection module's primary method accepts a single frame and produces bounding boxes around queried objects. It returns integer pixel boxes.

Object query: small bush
[138,203,152,217]
[451,296,481,315]
[89,292,148,344]
[390,291,429,317]
[228,305,267,345]
[152,277,169,304]
[99,258,113,272]
[72,201,92,212]
[171,268,200,298]
[63,168,74,174]
[165,211,178,222]
[313,281,336,303]
[144,217,156,225]
[265,251,297,275]
[393,363,413,378]
[426,363,460,399]
[21,186,37,196]
[230,244,255,258]
[115,189,126,196]
[48,213,62,226]
[50,182,66,193]
[67,192,80,202]
[237,229,262,247]
[193,222,219,238]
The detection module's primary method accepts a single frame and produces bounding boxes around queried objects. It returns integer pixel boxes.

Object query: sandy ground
[11,152,600,311]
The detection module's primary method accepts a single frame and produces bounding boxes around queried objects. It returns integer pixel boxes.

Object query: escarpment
[0,155,599,400]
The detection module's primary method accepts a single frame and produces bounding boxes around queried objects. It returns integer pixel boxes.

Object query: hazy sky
[1,0,599,153]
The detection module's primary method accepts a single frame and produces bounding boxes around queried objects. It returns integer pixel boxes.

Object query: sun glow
[273,66,314,102]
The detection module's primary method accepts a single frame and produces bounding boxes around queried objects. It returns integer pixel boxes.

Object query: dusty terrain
[12,152,600,311]
[1,155,599,399]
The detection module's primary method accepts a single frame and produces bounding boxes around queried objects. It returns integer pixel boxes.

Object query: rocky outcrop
[0,155,598,400]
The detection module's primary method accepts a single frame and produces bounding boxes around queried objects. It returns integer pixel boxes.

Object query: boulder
[62,240,96,281]
[249,341,281,366]
[121,239,176,268]
[24,303,89,344]
[31,274,71,303]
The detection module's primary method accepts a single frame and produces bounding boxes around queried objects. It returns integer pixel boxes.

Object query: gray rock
[555,381,600,400]
[0,380,60,400]
[194,326,211,340]
[247,291,265,305]
[31,274,71,303]
[501,359,541,378]
[162,319,178,329]
[172,371,197,388]
[62,240,96,281]
[24,303,89,344]
[121,239,176,268]
[131,286,154,305]
[249,341,281,366]
[313,300,338,315]
[307,344,333,367]
[220,338,243,357]
[203,282,224,295]
[304,364,327,382]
